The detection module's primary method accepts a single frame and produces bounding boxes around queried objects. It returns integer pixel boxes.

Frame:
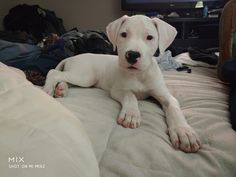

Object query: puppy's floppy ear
[106,15,129,51]
[152,18,177,55]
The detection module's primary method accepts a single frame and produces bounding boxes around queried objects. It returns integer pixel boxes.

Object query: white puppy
[44,15,200,152]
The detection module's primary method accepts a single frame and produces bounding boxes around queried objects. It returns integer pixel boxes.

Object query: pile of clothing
[0,30,114,85]
[0,4,114,85]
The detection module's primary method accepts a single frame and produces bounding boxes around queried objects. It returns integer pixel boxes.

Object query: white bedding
[1,58,236,177]
[0,63,99,177]
[57,64,236,177]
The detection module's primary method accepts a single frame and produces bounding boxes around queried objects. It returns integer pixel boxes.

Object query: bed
[1,0,236,176]
[1,50,236,177]
[57,52,236,177]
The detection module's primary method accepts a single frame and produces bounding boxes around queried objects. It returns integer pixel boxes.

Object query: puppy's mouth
[127,66,138,70]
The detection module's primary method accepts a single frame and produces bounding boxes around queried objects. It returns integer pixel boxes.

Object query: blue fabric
[0,39,41,63]
[156,50,182,70]
[229,85,236,131]
[221,58,236,131]
[0,39,67,75]
[222,59,236,83]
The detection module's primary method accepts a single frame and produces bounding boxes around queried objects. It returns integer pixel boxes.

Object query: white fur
[43,15,201,153]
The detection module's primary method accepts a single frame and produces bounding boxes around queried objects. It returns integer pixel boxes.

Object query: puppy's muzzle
[125,51,141,64]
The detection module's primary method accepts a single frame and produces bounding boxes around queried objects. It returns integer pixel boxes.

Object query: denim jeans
[0,39,66,75]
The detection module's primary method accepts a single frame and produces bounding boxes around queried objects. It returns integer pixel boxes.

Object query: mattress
[56,55,236,177]
[1,53,236,177]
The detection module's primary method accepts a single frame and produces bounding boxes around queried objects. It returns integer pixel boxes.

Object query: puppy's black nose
[125,51,141,64]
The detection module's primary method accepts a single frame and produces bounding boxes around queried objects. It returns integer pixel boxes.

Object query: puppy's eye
[147,35,153,40]
[121,32,127,38]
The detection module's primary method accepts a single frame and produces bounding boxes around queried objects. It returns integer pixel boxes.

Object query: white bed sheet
[57,64,236,177]
[1,54,236,177]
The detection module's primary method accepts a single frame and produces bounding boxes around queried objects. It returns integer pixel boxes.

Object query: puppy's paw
[117,107,141,129]
[43,70,58,96]
[43,83,55,96]
[54,82,68,98]
[168,125,201,153]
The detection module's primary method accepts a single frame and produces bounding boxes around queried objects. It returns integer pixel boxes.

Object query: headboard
[218,0,236,81]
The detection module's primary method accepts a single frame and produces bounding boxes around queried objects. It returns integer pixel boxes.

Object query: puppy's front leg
[151,84,201,153]
[111,89,141,129]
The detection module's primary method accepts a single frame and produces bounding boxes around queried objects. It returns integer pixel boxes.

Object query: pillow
[0,63,99,177]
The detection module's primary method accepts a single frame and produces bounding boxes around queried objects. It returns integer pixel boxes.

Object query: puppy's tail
[55,59,67,71]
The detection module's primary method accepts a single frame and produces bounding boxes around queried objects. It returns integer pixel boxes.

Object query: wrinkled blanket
[0,63,99,177]
[57,66,236,177]
[1,60,236,177]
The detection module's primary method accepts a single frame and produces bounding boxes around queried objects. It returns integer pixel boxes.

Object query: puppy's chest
[124,79,149,99]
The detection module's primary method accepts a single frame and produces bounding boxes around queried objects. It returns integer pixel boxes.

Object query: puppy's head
[106,15,177,73]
